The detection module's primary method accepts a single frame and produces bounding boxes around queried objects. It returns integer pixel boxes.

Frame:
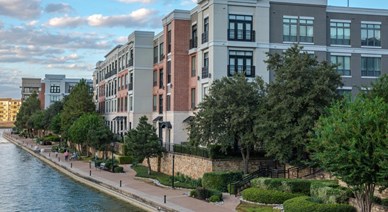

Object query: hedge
[192,187,222,202]
[310,181,351,204]
[114,166,124,173]
[117,156,132,164]
[202,171,242,192]
[241,188,303,204]
[283,196,356,212]
[250,178,313,195]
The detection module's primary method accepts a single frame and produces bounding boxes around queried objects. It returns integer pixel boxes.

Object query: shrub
[194,187,222,202]
[284,196,356,212]
[382,199,388,207]
[209,195,221,202]
[114,166,124,173]
[51,145,59,152]
[208,189,222,201]
[202,171,243,192]
[241,188,302,204]
[117,156,132,164]
[310,181,351,204]
[174,172,202,188]
[196,187,210,200]
[250,178,313,195]
[190,190,197,198]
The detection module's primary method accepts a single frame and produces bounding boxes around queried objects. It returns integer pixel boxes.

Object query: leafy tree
[27,111,45,136]
[257,45,342,165]
[43,101,63,132]
[15,92,41,137]
[363,74,388,103]
[61,79,95,138]
[309,97,388,212]
[125,116,164,175]
[190,74,266,174]
[68,113,113,156]
[49,114,62,134]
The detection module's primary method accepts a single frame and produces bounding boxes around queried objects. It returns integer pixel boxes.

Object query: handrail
[229,167,270,196]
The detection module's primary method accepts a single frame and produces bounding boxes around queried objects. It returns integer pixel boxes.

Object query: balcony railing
[202,32,208,44]
[227,65,256,77]
[105,69,117,79]
[202,67,210,79]
[128,82,133,91]
[227,29,256,42]
[190,37,198,49]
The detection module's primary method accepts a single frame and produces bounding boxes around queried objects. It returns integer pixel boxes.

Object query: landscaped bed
[236,203,281,212]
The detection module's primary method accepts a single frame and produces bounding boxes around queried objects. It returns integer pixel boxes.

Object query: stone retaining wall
[144,152,273,179]
[349,198,388,212]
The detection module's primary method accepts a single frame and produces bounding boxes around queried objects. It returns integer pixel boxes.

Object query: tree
[43,101,63,132]
[257,45,342,165]
[61,79,95,138]
[309,97,388,212]
[15,92,41,137]
[27,111,45,137]
[125,116,164,175]
[68,113,113,156]
[190,74,266,174]
[363,74,388,103]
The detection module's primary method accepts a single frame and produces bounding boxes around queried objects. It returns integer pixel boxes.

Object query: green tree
[68,113,113,156]
[43,101,63,132]
[125,116,164,175]
[309,97,388,212]
[15,92,41,137]
[257,45,342,165]
[27,111,45,136]
[61,79,95,138]
[363,74,388,103]
[190,74,266,174]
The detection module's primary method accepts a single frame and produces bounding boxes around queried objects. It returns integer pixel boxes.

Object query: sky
[0,0,387,99]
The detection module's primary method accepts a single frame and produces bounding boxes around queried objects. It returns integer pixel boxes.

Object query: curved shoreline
[2,133,177,212]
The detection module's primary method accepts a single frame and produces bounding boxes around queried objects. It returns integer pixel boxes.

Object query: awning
[152,116,163,122]
[182,116,194,123]
[160,121,172,129]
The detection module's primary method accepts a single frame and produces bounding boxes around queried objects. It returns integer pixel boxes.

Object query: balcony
[227,65,256,77]
[227,29,256,42]
[104,69,117,79]
[190,37,198,49]
[201,32,208,44]
[128,82,133,91]
[202,67,210,79]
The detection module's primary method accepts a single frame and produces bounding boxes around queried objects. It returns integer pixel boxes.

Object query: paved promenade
[3,133,239,212]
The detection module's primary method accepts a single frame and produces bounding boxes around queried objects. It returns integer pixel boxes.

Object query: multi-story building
[95,0,388,147]
[95,31,154,135]
[20,78,41,101]
[41,74,93,109]
[0,98,21,122]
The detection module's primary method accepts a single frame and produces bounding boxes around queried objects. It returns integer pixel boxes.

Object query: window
[153,71,157,86]
[191,56,196,77]
[129,73,133,90]
[67,84,75,93]
[50,83,60,93]
[202,17,209,43]
[191,88,196,109]
[124,96,127,111]
[190,24,198,48]
[361,23,381,46]
[361,57,381,77]
[228,15,254,41]
[159,43,164,59]
[331,55,351,76]
[202,86,208,101]
[167,30,171,53]
[330,21,350,45]
[50,95,60,103]
[202,52,209,78]
[283,17,313,43]
[228,50,254,77]
[167,61,171,84]
[153,95,157,111]
[159,69,164,89]
[153,46,158,64]
[159,94,163,114]
[166,95,171,111]
[129,96,133,111]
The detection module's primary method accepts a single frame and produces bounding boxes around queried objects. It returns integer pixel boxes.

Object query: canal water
[0,129,144,212]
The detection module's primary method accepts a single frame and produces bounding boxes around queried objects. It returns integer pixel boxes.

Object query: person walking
[64,150,69,161]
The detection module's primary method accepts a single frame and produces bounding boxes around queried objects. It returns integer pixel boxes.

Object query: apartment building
[41,74,93,109]
[0,98,21,122]
[95,31,154,135]
[20,78,41,101]
[95,0,388,147]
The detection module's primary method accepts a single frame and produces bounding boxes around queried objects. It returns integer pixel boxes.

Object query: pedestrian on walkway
[64,150,69,161]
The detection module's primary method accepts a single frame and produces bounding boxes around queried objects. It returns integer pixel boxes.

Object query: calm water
[0,129,144,212]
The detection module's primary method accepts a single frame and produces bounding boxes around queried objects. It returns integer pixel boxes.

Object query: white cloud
[47,63,92,71]
[114,36,128,44]
[47,16,85,27]
[0,0,41,20]
[117,0,154,3]
[27,20,39,26]
[44,3,74,13]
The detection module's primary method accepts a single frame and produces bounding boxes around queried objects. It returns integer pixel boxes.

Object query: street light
[172,153,175,189]
[110,142,115,172]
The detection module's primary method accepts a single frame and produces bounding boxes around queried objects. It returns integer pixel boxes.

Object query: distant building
[0,98,22,122]
[20,78,41,101]
[41,74,93,109]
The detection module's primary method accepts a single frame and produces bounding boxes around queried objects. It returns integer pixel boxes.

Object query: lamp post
[172,153,175,189]
[110,142,115,172]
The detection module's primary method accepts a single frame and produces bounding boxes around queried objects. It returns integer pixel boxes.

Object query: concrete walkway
[3,133,240,212]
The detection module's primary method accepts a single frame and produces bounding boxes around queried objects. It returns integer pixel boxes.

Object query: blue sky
[0,0,387,99]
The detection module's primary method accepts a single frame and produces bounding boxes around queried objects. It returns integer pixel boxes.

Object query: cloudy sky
[0,0,387,99]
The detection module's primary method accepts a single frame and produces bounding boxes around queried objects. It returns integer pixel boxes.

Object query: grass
[236,203,281,212]
[132,165,199,189]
